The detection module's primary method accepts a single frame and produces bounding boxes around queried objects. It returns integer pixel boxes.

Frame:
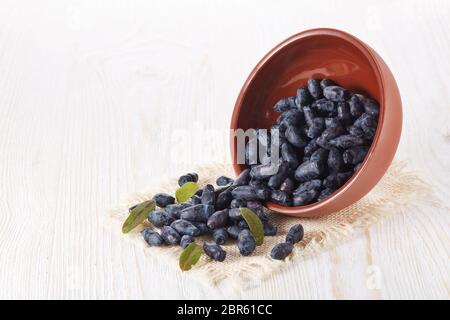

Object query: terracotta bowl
[230,28,402,217]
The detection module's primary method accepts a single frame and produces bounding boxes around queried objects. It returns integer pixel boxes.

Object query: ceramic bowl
[230,28,402,217]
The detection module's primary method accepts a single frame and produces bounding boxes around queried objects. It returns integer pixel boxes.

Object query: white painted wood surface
[0,0,448,299]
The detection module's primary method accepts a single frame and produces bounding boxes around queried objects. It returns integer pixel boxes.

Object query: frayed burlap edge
[106,160,432,289]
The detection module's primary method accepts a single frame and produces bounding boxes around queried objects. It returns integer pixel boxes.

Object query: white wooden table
[0,0,448,299]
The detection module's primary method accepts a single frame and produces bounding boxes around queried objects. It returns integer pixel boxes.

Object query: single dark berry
[354,113,378,139]
[316,126,346,149]
[180,235,194,249]
[207,209,229,230]
[170,219,200,236]
[216,176,233,186]
[313,99,337,117]
[270,190,292,206]
[286,224,304,244]
[307,78,323,99]
[329,135,367,149]
[294,160,325,182]
[153,193,175,207]
[203,242,226,262]
[188,173,199,182]
[348,95,364,118]
[201,184,215,206]
[180,204,214,222]
[232,168,251,186]
[237,229,256,256]
[213,228,229,245]
[231,186,258,201]
[141,228,164,246]
[337,101,352,126]
[215,189,233,210]
[160,226,181,245]
[292,189,320,206]
[296,85,313,107]
[178,174,194,187]
[148,210,175,228]
[270,242,293,260]
[273,97,297,112]
[323,86,349,102]
[353,112,376,128]
[231,185,268,201]
[164,203,190,219]
[316,121,345,148]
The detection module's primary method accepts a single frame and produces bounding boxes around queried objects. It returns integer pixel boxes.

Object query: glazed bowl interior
[231,29,401,217]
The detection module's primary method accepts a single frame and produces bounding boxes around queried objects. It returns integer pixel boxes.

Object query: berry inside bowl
[230,28,402,217]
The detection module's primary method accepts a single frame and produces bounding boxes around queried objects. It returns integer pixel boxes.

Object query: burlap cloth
[107,161,430,288]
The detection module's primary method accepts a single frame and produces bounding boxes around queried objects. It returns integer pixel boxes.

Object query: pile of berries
[245,78,379,206]
[135,78,379,264]
[139,171,303,261]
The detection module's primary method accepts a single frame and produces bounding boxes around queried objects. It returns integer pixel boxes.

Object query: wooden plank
[0,0,448,299]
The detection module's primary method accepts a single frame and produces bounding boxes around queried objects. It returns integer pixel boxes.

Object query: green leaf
[175,181,199,203]
[179,243,203,271]
[240,207,264,246]
[122,200,156,234]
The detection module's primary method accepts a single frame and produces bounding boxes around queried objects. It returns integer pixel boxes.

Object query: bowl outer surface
[230,28,402,217]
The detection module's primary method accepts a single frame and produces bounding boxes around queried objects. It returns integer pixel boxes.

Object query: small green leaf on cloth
[179,243,204,271]
[175,182,199,203]
[240,207,264,246]
[122,200,156,234]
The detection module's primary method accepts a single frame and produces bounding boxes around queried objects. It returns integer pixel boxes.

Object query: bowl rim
[230,28,387,216]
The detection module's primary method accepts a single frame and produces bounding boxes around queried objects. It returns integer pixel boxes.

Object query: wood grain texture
[0,0,448,299]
